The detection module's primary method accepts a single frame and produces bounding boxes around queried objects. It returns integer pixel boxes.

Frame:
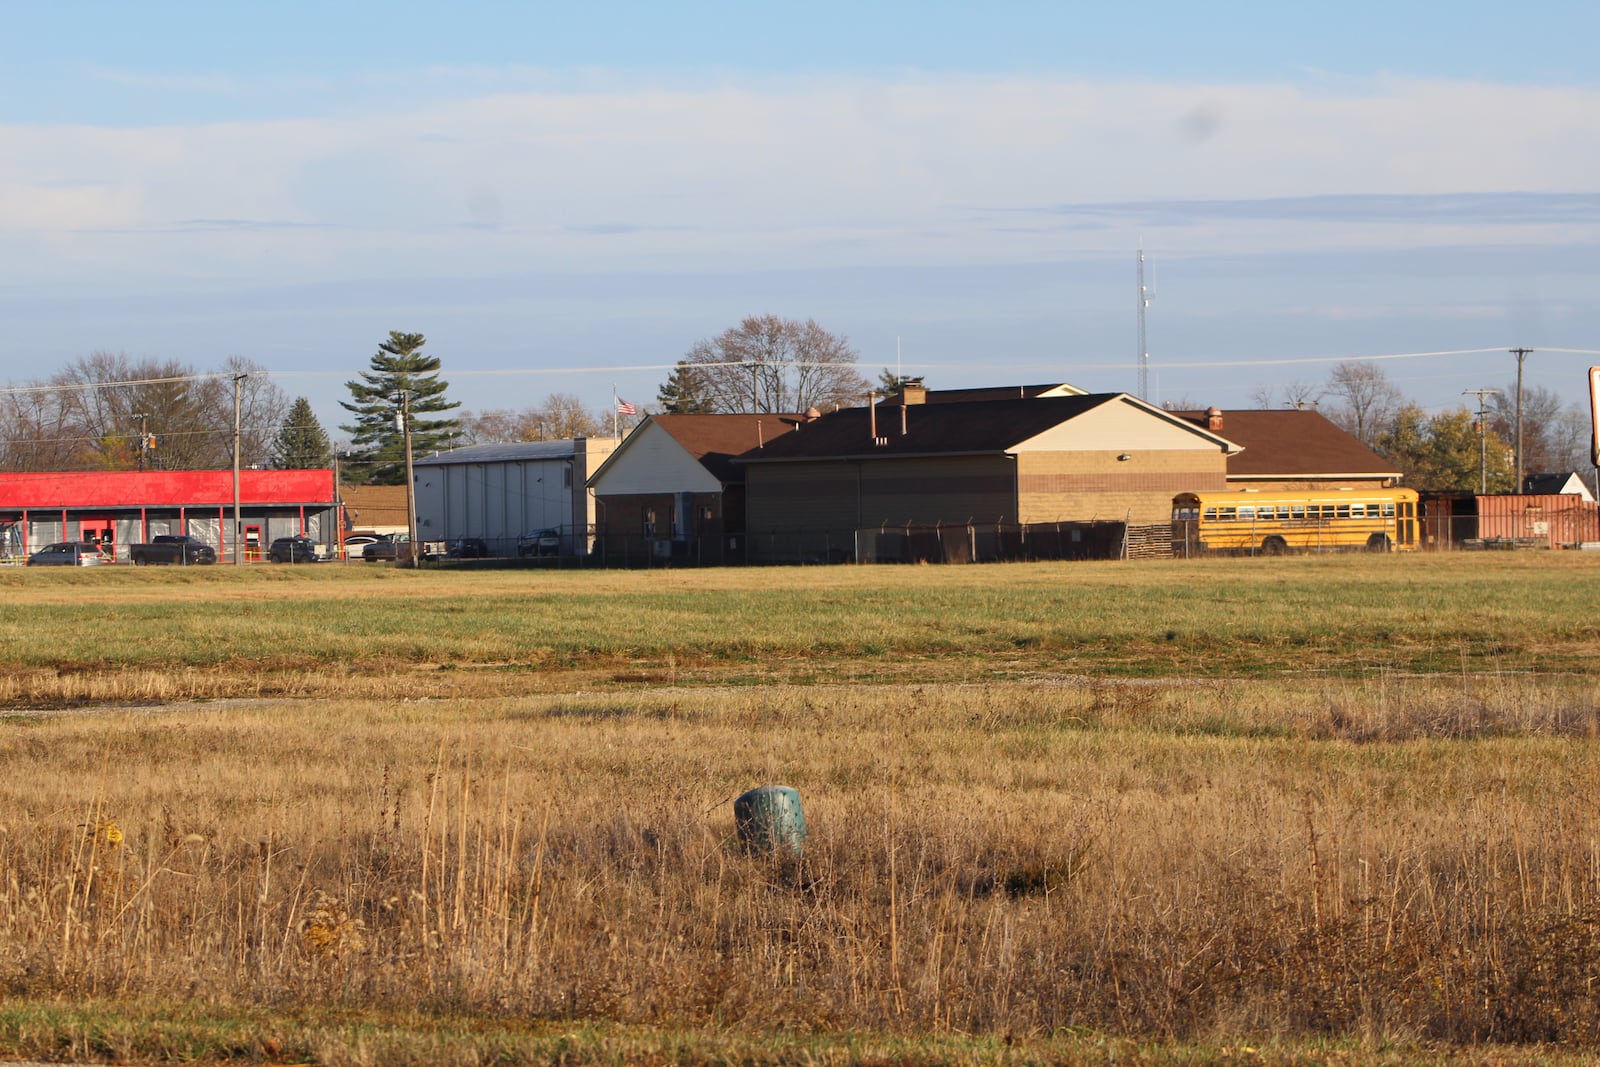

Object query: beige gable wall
[1014,399,1235,454]
[588,421,723,495]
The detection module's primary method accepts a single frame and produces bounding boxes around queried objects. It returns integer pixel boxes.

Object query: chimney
[1206,406,1224,432]
[901,379,928,405]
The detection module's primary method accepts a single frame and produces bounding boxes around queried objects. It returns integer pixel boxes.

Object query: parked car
[128,534,217,565]
[517,528,561,557]
[340,534,380,559]
[267,535,319,563]
[28,541,109,567]
[362,533,441,563]
[362,534,399,562]
[447,537,489,559]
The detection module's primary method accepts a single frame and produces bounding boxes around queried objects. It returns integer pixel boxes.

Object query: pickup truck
[128,534,218,566]
[362,533,443,563]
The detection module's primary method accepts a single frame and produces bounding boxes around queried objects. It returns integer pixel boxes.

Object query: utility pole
[332,450,343,561]
[1512,347,1532,492]
[1463,389,1500,495]
[232,374,245,565]
[1136,247,1151,401]
[133,412,150,472]
[398,391,420,568]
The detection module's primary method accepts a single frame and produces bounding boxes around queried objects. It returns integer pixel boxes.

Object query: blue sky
[3,2,1599,436]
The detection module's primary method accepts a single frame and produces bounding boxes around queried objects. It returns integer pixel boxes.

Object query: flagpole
[611,384,618,440]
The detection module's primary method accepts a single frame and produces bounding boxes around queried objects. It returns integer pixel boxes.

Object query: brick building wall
[1016,450,1228,524]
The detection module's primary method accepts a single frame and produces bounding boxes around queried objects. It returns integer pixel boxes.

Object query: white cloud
[3,71,1599,286]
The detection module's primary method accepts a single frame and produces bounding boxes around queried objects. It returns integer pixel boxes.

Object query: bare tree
[458,393,606,445]
[1549,404,1595,476]
[1249,379,1323,410]
[1489,383,1566,478]
[672,315,869,414]
[458,409,527,445]
[206,356,289,468]
[0,384,92,470]
[537,392,604,439]
[1323,362,1405,446]
[0,352,286,471]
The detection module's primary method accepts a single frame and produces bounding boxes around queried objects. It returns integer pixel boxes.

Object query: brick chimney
[1206,406,1224,432]
[900,379,928,405]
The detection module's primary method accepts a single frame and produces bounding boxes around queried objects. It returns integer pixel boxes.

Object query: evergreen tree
[339,331,459,485]
[273,396,331,469]
[655,361,715,414]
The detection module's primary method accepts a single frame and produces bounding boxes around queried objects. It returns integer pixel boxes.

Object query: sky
[3,1,1600,441]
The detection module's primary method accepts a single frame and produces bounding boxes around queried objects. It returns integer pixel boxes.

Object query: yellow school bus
[1172,488,1420,556]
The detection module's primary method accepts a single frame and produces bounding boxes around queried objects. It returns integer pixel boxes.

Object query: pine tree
[340,331,460,485]
[273,397,332,469]
[655,361,715,414]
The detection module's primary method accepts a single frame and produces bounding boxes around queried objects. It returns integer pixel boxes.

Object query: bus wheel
[1366,533,1392,552]
[1261,536,1288,556]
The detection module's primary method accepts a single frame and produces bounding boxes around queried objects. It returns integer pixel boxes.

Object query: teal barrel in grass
[734,785,808,855]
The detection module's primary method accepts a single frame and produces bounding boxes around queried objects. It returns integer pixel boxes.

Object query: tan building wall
[1016,449,1227,524]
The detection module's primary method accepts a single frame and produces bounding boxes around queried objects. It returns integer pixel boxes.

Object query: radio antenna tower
[1136,247,1152,400]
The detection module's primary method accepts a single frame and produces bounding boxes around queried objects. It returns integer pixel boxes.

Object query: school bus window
[1349,504,1365,518]
[1238,506,1255,520]
[1218,507,1236,520]
[1203,507,1217,520]
[1381,503,1395,517]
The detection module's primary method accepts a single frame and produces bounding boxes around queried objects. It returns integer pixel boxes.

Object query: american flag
[616,398,638,416]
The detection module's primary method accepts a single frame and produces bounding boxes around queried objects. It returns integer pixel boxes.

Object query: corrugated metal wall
[1475,494,1600,547]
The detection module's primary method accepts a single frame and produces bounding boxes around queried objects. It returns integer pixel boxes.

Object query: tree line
[1249,361,1591,493]
[2,322,1591,494]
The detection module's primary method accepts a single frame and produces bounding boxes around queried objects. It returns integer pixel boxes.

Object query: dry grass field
[0,553,1597,1065]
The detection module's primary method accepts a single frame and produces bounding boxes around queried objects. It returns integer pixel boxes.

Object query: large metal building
[412,438,618,557]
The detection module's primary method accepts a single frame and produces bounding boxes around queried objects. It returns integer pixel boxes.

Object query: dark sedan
[268,535,319,563]
[448,537,489,559]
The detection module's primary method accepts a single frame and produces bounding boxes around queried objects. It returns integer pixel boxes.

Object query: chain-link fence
[731,521,1135,565]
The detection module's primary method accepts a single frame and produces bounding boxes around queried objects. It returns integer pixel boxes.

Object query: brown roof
[742,394,1227,462]
[648,413,804,484]
[1168,409,1400,479]
[879,383,1078,405]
